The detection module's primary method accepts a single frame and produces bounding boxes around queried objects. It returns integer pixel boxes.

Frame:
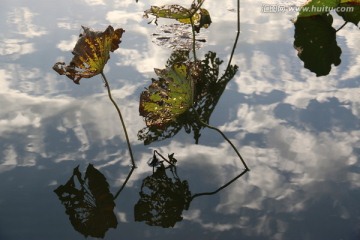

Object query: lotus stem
[190,16,197,61]
[226,0,240,72]
[100,71,136,168]
[195,111,249,171]
[113,166,136,199]
[336,21,348,32]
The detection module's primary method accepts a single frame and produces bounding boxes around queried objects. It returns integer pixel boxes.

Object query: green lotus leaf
[139,63,194,129]
[298,0,340,17]
[336,2,360,26]
[340,0,360,3]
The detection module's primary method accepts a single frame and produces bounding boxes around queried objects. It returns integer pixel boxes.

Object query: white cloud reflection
[7,7,47,38]
[0,0,360,239]
[0,38,35,58]
[56,35,78,51]
[82,0,106,6]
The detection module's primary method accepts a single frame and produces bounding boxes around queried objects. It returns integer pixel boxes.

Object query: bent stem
[100,71,136,168]
[191,168,248,199]
[195,111,249,171]
[113,166,136,200]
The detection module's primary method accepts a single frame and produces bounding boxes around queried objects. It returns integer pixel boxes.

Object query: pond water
[1,0,360,239]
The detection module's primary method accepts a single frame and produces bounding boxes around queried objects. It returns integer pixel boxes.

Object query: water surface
[1,0,360,239]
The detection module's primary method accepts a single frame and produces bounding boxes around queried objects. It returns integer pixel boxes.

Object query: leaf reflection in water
[151,24,207,50]
[54,163,135,238]
[292,0,360,76]
[134,151,248,228]
[54,164,117,238]
[134,161,192,227]
[144,0,211,50]
[293,14,341,77]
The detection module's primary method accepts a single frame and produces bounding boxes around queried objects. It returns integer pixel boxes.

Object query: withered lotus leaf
[53,25,124,84]
[139,63,194,129]
[144,0,211,32]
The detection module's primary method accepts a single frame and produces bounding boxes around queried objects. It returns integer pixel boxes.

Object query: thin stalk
[195,112,249,171]
[226,0,240,71]
[113,166,136,199]
[237,0,240,32]
[190,16,197,61]
[336,21,348,32]
[100,71,136,168]
[191,168,248,199]
[154,150,175,166]
[192,0,206,14]
[188,0,206,61]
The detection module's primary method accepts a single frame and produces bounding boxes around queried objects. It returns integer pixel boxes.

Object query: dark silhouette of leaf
[134,150,248,228]
[166,50,190,65]
[336,2,360,26]
[54,164,117,238]
[138,51,238,145]
[293,14,342,76]
[53,25,124,84]
[134,163,192,228]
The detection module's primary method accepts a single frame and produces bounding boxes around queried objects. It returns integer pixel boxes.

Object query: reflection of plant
[293,0,359,76]
[134,151,248,228]
[134,155,192,228]
[52,25,136,168]
[293,14,342,77]
[54,164,117,238]
[144,0,211,52]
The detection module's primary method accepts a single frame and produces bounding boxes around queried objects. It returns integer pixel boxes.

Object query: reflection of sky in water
[0,0,360,239]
